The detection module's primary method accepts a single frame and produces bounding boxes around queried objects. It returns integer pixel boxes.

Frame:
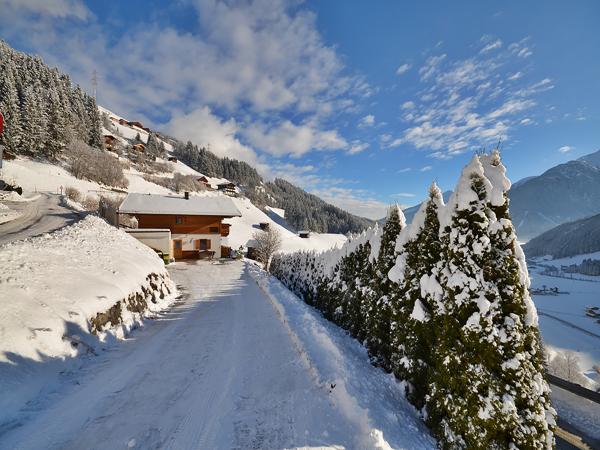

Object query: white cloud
[2,0,367,164]
[397,167,412,173]
[359,114,375,127]
[243,120,347,158]
[0,0,91,20]
[520,118,533,125]
[396,63,412,75]
[480,39,502,54]
[418,54,447,81]
[379,134,392,144]
[164,107,269,173]
[508,71,523,81]
[386,37,551,158]
[393,192,416,198]
[348,140,369,155]
[558,145,574,153]
[420,165,432,172]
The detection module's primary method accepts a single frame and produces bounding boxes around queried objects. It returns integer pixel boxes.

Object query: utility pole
[92,70,98,100]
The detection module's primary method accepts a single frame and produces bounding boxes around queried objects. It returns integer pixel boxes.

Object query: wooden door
[173,239,183,259]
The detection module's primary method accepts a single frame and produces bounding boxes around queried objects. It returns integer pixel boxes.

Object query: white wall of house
[125,229,171,255]
[172,233,222,257]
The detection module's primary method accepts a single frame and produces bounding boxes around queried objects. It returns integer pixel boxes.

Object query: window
[175,216,183,224]
[209,226,219,233]
[199,239,211,250]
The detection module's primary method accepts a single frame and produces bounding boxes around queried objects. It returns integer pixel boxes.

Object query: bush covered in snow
[142,172,206,193]
[69,140,129,188]
[271,150,556,450]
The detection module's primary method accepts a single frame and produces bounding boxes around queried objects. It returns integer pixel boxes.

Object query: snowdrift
[0,216,176,365]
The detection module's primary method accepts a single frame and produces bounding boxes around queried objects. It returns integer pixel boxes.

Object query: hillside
[172,142,373,234]
[523,212,600,258]
[0,39,369,239]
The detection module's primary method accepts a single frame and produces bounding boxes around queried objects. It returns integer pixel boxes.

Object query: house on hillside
[298,230,310,239]
[132,143,145,152]
[197,176,214,190]
[217,182,237,197]
[168,156,178,163]
[118,192,242,260]
[103,134,117,151]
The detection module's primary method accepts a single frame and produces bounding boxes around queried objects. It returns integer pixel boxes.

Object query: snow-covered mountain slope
[508,148,600,240]
[2,155,346,254]
[227,197,347,253]
[524,212,600,258]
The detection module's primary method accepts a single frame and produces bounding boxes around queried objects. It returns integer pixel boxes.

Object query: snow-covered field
[0,216,176,425]
[529,266,600,379]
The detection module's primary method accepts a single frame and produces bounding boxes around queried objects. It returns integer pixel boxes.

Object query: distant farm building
[118,192,241,261]
[259,222,270,231]
[132,143,146,152]
[298,230,310,239]
[168,156,178,163]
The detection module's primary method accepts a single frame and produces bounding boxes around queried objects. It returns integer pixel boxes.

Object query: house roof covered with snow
[119,193,242,217]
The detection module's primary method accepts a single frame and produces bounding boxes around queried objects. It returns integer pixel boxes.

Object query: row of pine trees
[0,40,102,158]
[271,151,556,449]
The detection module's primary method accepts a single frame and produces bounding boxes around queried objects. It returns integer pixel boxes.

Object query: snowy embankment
[0,216,176,422]
[248,263,435,450]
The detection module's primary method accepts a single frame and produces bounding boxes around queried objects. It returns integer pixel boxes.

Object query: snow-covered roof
[119,193,242,217]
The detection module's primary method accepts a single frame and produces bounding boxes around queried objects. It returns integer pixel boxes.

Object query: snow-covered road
[0,193,79,245]
[0,261,433,450]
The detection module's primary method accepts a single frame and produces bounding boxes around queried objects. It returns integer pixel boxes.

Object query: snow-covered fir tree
[0,40,102,158]
[364,205,405,369]
[389,182,444,410]
[427,154,555,449]
[0,59,23,152]
[270,152,556,450]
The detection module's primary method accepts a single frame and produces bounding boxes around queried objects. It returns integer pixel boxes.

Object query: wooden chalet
[217,182,237,197]
[168,156,178,163]
[132,143,146,152]
[298,230,310,239]
[118,192,242,260]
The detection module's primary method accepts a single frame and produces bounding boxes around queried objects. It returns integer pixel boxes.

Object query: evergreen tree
[20,82,48,156]
[0,62,23,152]
[390,183,444,410]
[427,155,555,449]
[365,205,406,369]
[84,94,102,148]
[45,89,67,159]
[480,150,556,449]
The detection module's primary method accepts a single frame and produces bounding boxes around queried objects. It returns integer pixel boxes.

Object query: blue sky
[1,0,598,218]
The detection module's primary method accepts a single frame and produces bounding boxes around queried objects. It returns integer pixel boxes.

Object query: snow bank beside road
[249,263,435,450]
[0,216,176,364]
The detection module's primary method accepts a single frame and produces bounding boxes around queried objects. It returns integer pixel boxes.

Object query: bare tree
[547,350,588,385]
[252,227,282,272]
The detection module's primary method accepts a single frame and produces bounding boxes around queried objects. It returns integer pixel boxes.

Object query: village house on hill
[118,192,241,260]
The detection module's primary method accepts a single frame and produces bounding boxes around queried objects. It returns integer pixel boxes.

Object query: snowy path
[0,193,79,245]
[0,261,432,449]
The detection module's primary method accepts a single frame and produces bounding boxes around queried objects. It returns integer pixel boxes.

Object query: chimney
[184,191,189,200]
